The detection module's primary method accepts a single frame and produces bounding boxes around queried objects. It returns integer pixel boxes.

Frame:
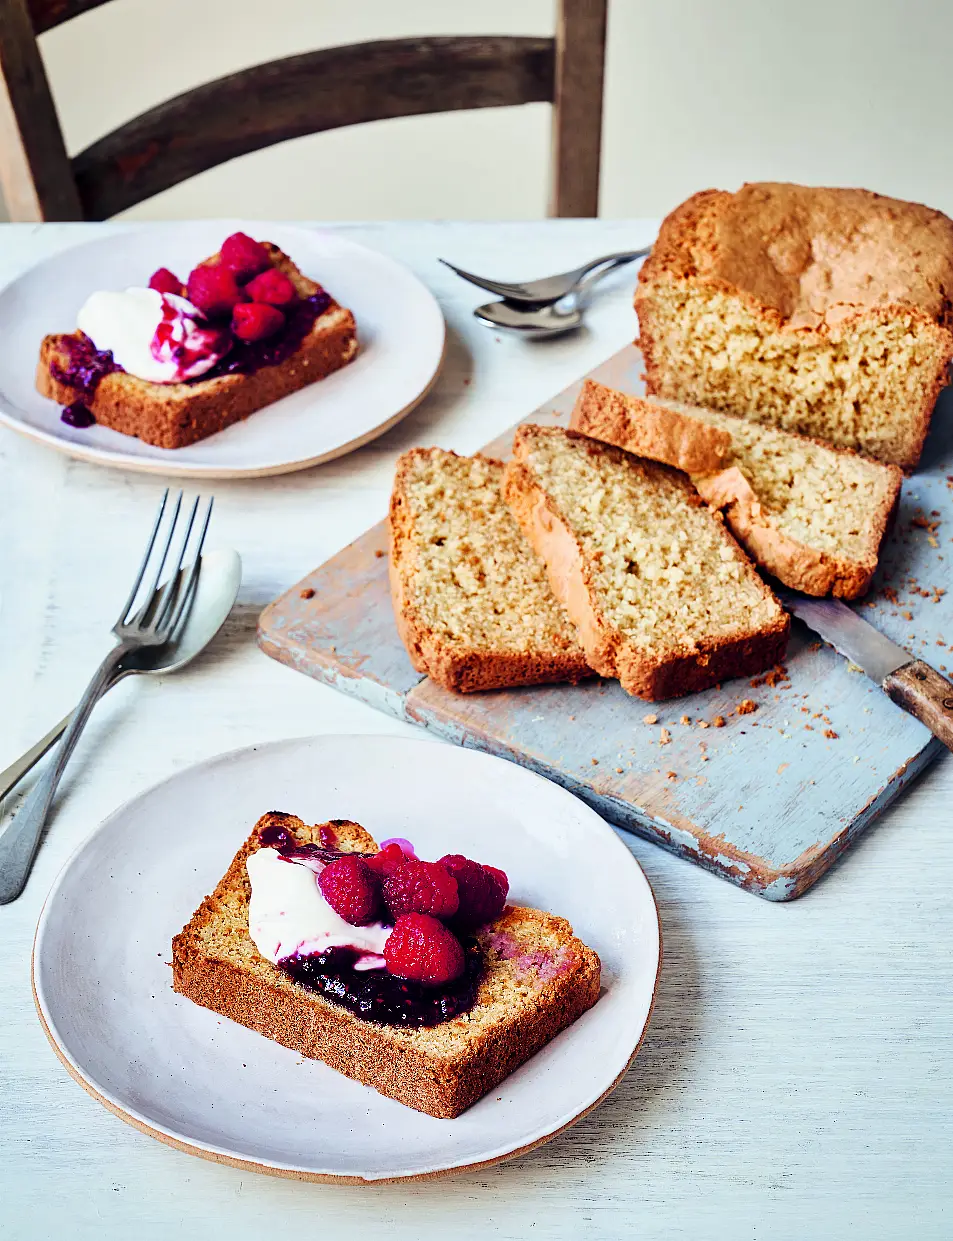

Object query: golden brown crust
[638,183,953,327]
[570,379,731,474]
[387,447,593,693]
[571,384,903,599]
[501,427,789,700]
[635,184,953,469]
[36,244,358,450]
[172,812,601,1119]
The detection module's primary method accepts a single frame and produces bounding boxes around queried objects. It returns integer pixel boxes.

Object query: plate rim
[0,223,445,478]
[31,732,662,1183]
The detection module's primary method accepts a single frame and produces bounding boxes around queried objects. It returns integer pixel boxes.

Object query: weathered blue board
[259,345,952,900]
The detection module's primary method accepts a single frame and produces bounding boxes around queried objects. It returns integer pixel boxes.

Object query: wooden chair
[0,0,607,221]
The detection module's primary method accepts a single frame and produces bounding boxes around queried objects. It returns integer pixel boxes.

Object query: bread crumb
[374,548,386,559]
[643,713,658,725]
[712,716,726,728]
[666,771,677,781]
[679,714,691,725]
[615,767,624,774]
[777,762,789,774]
[659,727,671,745]
[736,699,757,715]
[591,757,599,765]
[697,719,710,729]
[824,728,839,739]
[299,587,315,600]
[901,609,913,620]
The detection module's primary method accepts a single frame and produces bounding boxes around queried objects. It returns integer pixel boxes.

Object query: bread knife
[779,591,953,752]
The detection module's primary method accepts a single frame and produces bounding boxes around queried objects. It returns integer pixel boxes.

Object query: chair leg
[0,0,82,220]
[549,0,607,218]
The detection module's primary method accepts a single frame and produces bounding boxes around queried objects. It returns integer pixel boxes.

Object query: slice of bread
[571,381,903,599]
[36,243,358,449]
[172,811,602,1119]
[501,425,789,700]
[388,447,592,692]
[635,183,953,468]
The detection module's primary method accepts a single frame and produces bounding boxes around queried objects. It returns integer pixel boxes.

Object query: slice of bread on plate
[388,446,592,692]
[501,424,789,700]
[571,380,902,599]
[37,243,357,450]
[172,812,601,1119]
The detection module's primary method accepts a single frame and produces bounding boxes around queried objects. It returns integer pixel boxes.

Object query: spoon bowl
[474,299,585,338]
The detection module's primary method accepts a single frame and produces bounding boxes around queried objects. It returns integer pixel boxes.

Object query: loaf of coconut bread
[635,182,953,468]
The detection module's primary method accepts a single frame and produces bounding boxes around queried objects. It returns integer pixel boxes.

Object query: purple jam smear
[279,940,483,1028]
[258,817,366,865]
[50,334,121,426]
[61,401,96,428]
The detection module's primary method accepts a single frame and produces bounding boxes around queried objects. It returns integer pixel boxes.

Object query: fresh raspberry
[318,855,382,926]
[186,264,243,318]
[384,913,465,984]
[244,268,297,307]
[220,232,272,280]
[231,301,285,341]
[365,842,409,879]
[383,859,459,920]
[484,865,509,898]
[148,267,183,296]
[439,855,508,929]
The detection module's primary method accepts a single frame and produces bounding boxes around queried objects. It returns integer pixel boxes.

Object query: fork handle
[0,642,130,904]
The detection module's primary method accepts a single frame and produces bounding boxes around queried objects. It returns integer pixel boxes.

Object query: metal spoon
[0,548,242,803]
[474,298,585,337]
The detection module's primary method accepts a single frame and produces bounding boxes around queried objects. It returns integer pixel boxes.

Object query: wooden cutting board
[258,344,953,900]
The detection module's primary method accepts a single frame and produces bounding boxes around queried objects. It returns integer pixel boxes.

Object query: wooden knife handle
[883,661,953,751]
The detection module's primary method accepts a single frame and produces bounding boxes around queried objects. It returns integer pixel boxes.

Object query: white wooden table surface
[1,221,951,1241]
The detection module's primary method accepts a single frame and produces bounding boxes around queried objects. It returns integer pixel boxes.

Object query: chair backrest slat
[28,0,110,35]
[0,0,81,219]
[3,0,606,219]
[74,36,555,221]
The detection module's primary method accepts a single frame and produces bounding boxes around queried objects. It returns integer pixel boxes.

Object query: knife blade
[778,590,953,752]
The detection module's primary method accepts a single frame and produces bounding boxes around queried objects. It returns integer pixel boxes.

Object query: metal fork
[438,247,651,305]
[0,490,213,904]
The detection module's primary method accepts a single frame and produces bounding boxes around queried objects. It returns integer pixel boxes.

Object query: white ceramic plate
[0,223,444,477]
[33,734,660,1182]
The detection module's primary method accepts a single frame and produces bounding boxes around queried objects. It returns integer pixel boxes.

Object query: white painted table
[1,222,951,1241]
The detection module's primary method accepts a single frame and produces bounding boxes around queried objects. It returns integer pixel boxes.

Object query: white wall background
[26,0,953,221]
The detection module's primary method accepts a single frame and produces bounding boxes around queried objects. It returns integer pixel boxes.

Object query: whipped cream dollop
[76,287,231,383]
[246,847,391,969]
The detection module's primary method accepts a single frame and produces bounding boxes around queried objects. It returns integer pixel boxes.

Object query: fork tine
[133,490,183,631]
[165,497,214,637]
[151,495,200,634]
[116,489,169,625]
[438,260,529,299]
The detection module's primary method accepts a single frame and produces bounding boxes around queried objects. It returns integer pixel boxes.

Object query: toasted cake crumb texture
[572,381,903,598]
[502,425,788,698]
[388,447,591,692]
